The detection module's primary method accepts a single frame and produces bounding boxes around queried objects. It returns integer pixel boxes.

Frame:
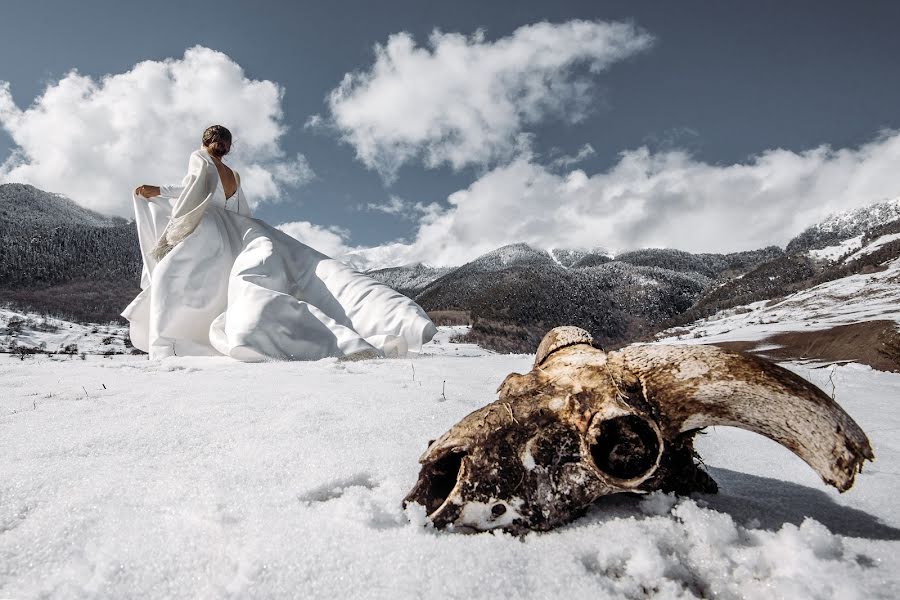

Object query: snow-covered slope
[656,242,900,348]
[807,235,864,262]
[787,197,900,253]
[846,232,900,262]
[365,263,456,297]
[415,242,716,353]
[1,307,131,355]
[653,227,900,376]
[0,183,123,228]
[548,246,612,268]
[1,332,897,598]
[0,183,142,322]
[459,242,557,271]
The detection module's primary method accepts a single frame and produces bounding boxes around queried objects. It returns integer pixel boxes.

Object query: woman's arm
[160,168,198,198]
[135,176,191,199]
[159,183,186,198]
[150,151,215,260]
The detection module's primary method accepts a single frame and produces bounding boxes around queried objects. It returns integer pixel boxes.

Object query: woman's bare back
[212,161,238,200]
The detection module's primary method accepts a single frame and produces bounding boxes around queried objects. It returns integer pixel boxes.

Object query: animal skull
[404,326,874,533]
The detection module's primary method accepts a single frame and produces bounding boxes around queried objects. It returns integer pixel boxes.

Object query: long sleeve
[150,150,216,260]
[158,180,187,199]
[158,165,201,198]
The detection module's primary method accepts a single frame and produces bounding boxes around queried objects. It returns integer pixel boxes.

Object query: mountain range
[2,182,898,353]
[368,198,900,352]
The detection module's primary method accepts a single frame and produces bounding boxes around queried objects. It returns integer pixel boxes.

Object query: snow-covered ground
[0,307,130,355]
[2,328,898,598]
[846,232,900,262]
[656,250,900,347]
[807,235,863,262]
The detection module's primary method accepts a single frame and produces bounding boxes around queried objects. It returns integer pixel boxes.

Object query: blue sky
[2,0,899,266]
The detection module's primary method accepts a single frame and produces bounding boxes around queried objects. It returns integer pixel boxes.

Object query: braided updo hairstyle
[202,125,232,158]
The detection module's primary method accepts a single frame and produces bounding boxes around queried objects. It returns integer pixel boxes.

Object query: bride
[122,125,437,361]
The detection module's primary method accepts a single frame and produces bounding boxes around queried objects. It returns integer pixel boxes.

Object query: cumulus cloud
[0,46,313,217]
[275,221,356,259]
[325,20,653,178]
[351,130,900,267]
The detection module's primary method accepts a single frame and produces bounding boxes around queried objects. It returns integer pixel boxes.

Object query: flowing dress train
[122,149,436,361]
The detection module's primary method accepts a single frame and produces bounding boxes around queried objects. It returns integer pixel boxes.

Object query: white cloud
[550,143,596,169]
[0,46,313,217]
[275,221,356,259]
[304,114,324,130]
[364,194,407,215]
[325,20,653,178]
[361,194,441,221]
[353,130,900,267]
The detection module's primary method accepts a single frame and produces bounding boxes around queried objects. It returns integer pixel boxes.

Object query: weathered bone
[404,326,874,533]
[533,325,600,366]
[607,344,873,491]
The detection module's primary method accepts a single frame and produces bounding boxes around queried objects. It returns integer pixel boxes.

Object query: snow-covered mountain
[4,181,899,359]
[0,184,142,322]
[670,212,900,329]
[786,196,900,253]
[364,263,455,297]
[547,246,604,267]
[0,183,125,228]
[614,247,783,278]
[406,243,713,352]
[365,242,784,353]
[656,228,900,372]
[358,213,900,355]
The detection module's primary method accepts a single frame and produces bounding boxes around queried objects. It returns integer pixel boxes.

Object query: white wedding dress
[122,149,437,361]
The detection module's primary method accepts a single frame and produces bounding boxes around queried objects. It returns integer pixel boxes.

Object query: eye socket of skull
[588,414,662,482]
[418,451,465,516]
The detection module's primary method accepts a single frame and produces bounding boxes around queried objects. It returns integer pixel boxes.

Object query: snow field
[656,252,900,346]
[806,235,863,262]
[845,232,900,262]
[0,308,129,355]
[1,337,898,598]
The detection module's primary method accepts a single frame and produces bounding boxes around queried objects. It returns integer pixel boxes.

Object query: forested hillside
[0,184,142,322]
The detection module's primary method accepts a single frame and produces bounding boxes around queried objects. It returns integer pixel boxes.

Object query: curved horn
[534,326,603,367]
[607,344,873,492]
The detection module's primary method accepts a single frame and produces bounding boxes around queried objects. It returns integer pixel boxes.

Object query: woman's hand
[135,185,161,198]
